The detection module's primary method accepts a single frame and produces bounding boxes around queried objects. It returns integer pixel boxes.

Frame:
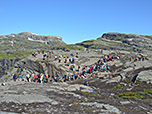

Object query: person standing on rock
[40,73,43,83]
[51,75,55,82]
[12,73,17,81]
[33,73,37,82]
[26,72,30,82]
[142,56,144,61]
[18,73,22,81]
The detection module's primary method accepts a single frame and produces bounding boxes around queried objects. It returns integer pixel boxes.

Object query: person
[12,74,16,81]
[37,73,41,83]
[138,56,141,61]
[18,73,22,81]
[63,75,67,82]
[57,73,61,82]
[58,59,61,63]
[40,73,43,83]
[46,74,49,83]
[64,58,67,63]
[55,56,58,61]
[135,57,138,61]
[85,82,88,86]
[51,75,55,82]
[33,73,37,82]
[26,72,30,82]
[142,56,144,61]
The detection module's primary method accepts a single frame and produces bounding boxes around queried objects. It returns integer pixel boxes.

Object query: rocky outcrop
[101,33,152,50]
[0,32,66,53]
[102,32,143,40]
[75,32,152,53]
[0,58,20,78]
[12,58,68,79]
[0,32,64,43]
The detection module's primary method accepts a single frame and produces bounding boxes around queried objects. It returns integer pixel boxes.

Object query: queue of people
[12,50,124,83]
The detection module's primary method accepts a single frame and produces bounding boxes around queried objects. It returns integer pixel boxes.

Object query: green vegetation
[82,92,90,95]
[7,67,13,72]
[116,89,152,100]
[57,44,85,50]
[0,51,32,60]
[112,84,125,90]
[0,53,6,59]
[144,35,152,38]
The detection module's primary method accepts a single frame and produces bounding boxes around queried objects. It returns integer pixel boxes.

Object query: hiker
[69,58,71,63]
[65,63,70,66]
[55,56,58,60]
[138,56,141,61]
[64,58,67,63]
[12,74,16,81]
[72,58,75,63]
[56,73,61,82]
[33,73,37,82]
[42,50,44,54]
[142,56,144,61]
[51,75,55,82]
[40,73,43,83]
[18,73,22,81]
[103,65,106,71]
[72,73,76,80]
[58,59,61,63]
[76,65,80,71]
[106,64,110,70]
[26,72,30,82]
[70,65,74,71]
[135,57,138,61]
[37,73,41,83]
[32,53,35,57]
[45,74,49,83]
[67,74,71,81]
[85,82,88,86]
[63,75,67,82]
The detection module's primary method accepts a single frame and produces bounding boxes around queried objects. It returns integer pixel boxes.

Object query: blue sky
[0,0,152,44]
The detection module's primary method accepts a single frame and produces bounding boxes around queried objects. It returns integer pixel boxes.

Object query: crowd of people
[135,56,145,61]
[12,50,124,83]
[12,49,146,84]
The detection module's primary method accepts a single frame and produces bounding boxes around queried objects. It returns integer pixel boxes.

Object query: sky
[0,0,152,44]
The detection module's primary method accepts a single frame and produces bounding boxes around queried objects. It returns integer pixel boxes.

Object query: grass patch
[117,89,152,100]
[112,84,125,90]
[82,92,90,95]
[0,51,32,60]
[7,67,14,72]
